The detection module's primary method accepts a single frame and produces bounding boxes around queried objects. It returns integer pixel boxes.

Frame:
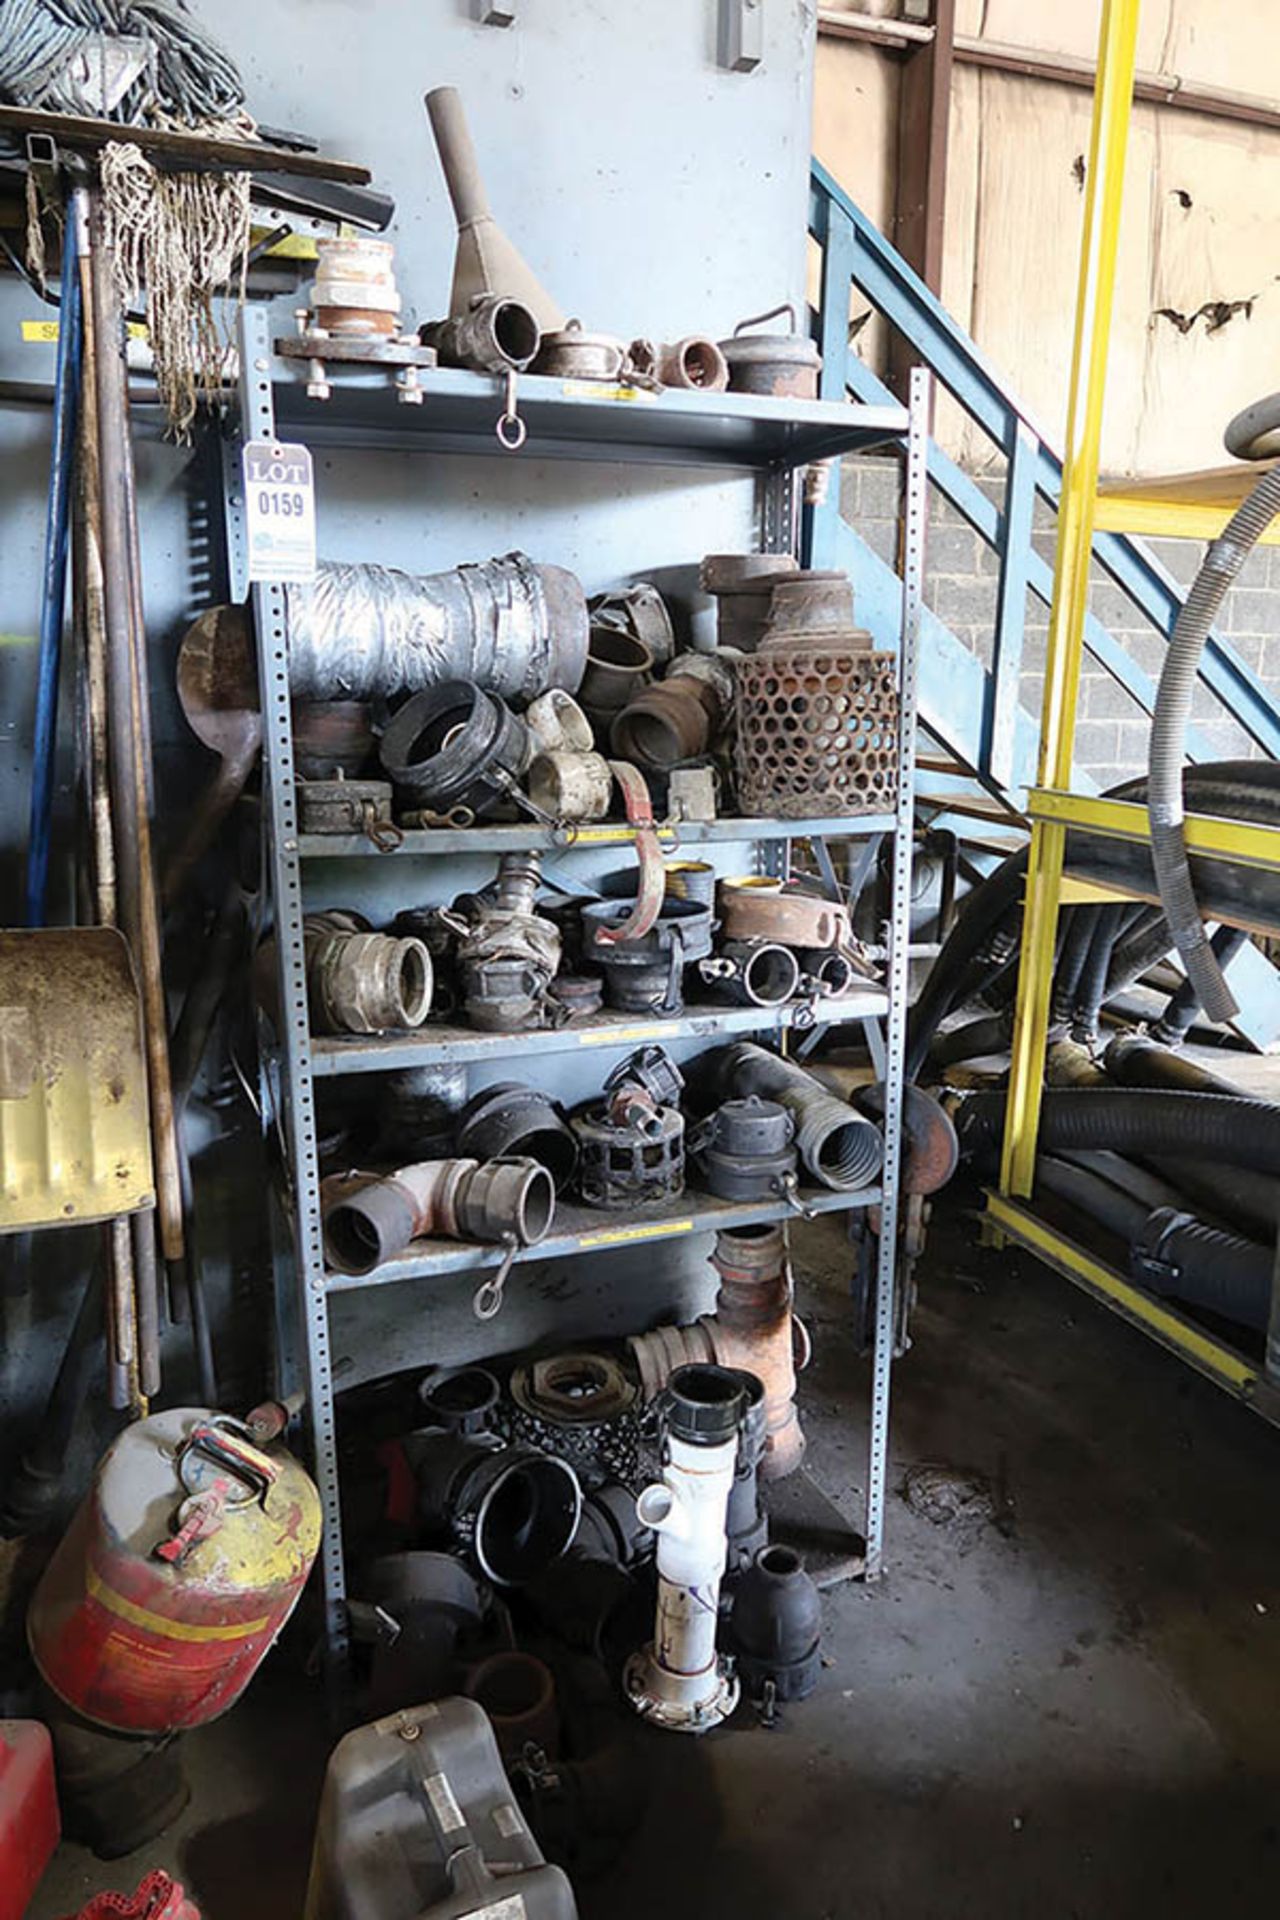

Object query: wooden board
[814,1,1280,478]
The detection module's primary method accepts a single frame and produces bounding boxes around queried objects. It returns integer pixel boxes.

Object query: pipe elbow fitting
[635,1480,691,1542]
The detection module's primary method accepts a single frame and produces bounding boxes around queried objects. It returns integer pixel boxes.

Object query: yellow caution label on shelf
[22,319,148,343]
[569,825,677,844]
[578,1023,682,1047]
[578,1220,693,1249]
[559,381,653,402]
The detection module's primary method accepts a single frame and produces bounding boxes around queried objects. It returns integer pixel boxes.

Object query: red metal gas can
[29,1408,322,1735]
[0,1718,60,1920]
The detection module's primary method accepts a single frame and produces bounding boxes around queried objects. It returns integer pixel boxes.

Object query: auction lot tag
[243,440,316,582]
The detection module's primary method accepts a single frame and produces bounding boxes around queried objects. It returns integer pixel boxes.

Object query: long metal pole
[999,0,1140,1200]
[865,366,928,1579]
[75,187,138,1413]
[87,188,182,1401]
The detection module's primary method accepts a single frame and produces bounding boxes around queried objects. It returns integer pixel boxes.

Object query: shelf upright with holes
[224,300,929,1675]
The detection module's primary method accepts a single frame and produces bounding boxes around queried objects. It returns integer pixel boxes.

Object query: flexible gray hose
[1148,461,1280,1025]
[720,1044,884,1189]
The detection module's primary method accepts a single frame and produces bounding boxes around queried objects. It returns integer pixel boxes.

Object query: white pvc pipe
[626,1427,740,1732]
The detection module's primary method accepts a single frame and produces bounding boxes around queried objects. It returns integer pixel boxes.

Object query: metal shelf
[324,1182,881,1293]
[299,811,897,860]
[234,292,931,1672]
[309,988,890,1075]
[271,361,909,469]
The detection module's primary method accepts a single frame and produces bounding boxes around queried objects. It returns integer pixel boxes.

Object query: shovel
[0,927,154,1232]
[163,605,260,906]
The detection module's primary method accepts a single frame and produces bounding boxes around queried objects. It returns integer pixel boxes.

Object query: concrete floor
[32,1191,1280,1919]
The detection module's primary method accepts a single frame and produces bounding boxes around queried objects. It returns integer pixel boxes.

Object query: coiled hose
[1147,458,1280,1024]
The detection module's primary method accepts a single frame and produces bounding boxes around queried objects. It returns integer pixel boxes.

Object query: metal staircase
[807,158,1280,1040]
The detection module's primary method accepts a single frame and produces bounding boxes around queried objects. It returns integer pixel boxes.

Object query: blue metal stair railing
[807,157,1280,806]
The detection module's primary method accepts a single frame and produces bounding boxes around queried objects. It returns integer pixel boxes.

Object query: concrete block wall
[844,456,1273,786]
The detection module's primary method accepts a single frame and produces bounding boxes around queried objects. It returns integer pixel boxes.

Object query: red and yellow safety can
[28,1408,322,1734]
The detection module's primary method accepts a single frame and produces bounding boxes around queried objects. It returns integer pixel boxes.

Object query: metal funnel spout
[426,85,565,332]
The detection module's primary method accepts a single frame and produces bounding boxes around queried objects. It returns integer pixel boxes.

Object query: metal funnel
[425,86,565,332]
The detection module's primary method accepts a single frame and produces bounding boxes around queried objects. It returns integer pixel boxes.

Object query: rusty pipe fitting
[580,627,654,717]
[627,1322,715,1402]
[699,939,800,1008]
[719,879,851,952]
[421,292,541,373]
[656,336,729,392]
[323,1159,473,1273]
[627,1223,806,1479]
[303,911,432,1033]
[455,853,562,1030]
[321,1154,554,1274]
[707,1224,804,1479]
[700,552,800,653]
[610,652,734,772]
[527,749,612,822]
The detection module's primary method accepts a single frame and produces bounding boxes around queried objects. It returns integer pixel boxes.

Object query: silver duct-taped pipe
[284,551,588,701]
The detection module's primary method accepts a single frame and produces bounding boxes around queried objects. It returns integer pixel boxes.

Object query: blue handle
[25,205,84,928]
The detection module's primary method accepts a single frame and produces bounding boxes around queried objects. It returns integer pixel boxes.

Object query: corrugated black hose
[958,1087,1280,1177]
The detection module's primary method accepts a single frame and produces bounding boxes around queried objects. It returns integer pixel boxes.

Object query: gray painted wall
[0,2,819,1442]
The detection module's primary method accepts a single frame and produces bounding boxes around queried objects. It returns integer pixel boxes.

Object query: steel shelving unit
[226,301,929,1671]
[989,0,1280,1422]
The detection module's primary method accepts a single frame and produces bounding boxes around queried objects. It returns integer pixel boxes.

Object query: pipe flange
[623,1646,739,1732]
[511,1350,637,1425]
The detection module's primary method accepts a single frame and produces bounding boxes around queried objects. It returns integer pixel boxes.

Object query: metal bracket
[720,0,763,72]
[473,0,516,22]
